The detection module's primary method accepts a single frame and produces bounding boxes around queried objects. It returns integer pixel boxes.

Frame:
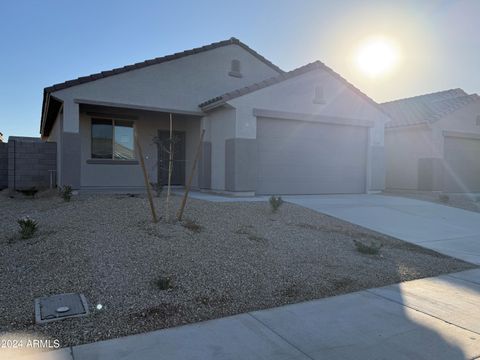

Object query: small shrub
[18,187,38,198]
[269,195,284,213]
[438,194,450,203]
[59,185,73,202]
[155,276,173,290]
[353,239,382,255]
[17,217,38,239]
[182,218,202,233]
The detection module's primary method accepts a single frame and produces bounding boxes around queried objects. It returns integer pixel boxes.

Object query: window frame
[90,117,136,161]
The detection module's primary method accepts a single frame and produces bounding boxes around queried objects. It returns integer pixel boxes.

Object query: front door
[157,130,186,186]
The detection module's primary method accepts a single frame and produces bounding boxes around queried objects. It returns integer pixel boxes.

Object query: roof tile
[381,89,478,127]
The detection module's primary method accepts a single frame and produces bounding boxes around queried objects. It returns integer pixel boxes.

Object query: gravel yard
[383,190,480,213]
[0,190,475,348]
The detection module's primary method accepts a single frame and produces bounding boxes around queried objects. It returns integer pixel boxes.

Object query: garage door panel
[256,117,367,195]
[444,136,480,193]
[257,164,365,177]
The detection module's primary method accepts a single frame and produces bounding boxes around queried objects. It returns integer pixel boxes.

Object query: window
[91,119,135,160]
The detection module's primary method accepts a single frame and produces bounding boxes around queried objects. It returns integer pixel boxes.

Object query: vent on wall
[228,59,242,78]
[313,85,325,104]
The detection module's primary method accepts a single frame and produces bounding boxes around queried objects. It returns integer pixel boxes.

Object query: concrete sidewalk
[24,269,480,360]
[285,194,480,265]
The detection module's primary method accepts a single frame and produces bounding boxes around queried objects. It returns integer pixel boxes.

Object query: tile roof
[43,37,283,94]
[199,61,325,108]
[381,89,479,128]
[199,61,391,119]
[41,37,283,136]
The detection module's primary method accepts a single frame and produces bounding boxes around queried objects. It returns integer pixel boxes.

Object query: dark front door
[157,130,186,186]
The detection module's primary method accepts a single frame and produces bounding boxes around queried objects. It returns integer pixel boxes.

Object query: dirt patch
[0,193,475,348]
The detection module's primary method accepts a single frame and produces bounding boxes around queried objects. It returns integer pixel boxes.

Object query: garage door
[256,117,368,195]
[444,136,480,192]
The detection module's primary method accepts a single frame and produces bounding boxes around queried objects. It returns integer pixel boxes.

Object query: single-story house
[382,89,480,193]
[41,37,389,195]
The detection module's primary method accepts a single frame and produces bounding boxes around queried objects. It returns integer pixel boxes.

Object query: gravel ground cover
[0,190,475,348]
[383,190,480,213]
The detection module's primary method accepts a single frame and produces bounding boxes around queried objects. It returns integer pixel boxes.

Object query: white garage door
[256,117,368,195]
[444,136,480,193]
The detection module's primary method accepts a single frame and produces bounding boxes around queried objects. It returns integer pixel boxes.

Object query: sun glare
[355,36,400,78]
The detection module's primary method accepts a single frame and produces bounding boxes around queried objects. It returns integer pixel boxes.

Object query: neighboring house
[382,89,480,193]
[0,132,4,142]
[41,37,388,195]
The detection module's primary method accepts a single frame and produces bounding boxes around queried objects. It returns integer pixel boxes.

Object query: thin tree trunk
[165,113,174,221]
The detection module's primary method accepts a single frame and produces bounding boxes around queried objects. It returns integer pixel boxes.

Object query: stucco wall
[385,101,480,191]
[51,44,280,133]
[205,108,236,190]
[47,43,279,190]
[385,125,436,190]
[226,67,388,192]
[229,68,387,141]
[79,111,201,191]
[47,111,63,186]
[433,100,480,156]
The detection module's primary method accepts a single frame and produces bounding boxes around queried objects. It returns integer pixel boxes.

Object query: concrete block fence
[0,137,56,190]
[0,142,7,189]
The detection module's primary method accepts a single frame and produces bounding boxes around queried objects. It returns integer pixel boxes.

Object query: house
[382,89,480,193]
[41,38,388,195]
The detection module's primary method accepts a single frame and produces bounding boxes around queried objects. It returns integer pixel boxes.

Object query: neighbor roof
[381,89,480,128]
[40,37,284,136]
[199,61,391,119]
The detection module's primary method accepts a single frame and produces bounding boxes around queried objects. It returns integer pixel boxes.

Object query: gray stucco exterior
[443,134,480,192]
[225,138,257,192]
[39,39,387,195]
[368,145,386,191]
[197,141,212,189]
[417,157,444,191]
[384,94,480,193]
[61,132,81,189]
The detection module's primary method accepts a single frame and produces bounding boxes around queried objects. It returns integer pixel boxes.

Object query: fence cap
[8,136,42,143]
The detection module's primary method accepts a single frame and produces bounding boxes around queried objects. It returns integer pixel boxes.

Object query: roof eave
[40,92,63,138]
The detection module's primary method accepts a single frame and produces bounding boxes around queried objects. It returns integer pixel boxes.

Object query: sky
[0,0,479,139]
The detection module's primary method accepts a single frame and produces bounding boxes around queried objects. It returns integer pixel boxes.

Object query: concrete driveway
[285,194,480,265]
